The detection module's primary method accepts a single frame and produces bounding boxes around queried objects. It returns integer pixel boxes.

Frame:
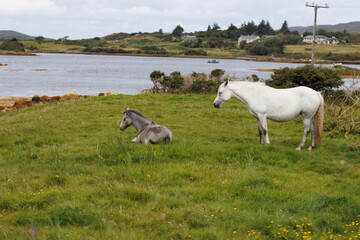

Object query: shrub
[148,70,226,94]
[247,37,285,56]
[139,46,168,55]
[325,79,360,151]
[266,65,344,92]
[239,40,247,49]
[83,47,130,54]
[180,37,199,48]
[184,49,207,56]
[0,39,25,52]
[162,71,184,92]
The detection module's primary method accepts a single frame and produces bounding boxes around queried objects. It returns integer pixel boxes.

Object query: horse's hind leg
[296,117,311,150]
[307,119,315,151]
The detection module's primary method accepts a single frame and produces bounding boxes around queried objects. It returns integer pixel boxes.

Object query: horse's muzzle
[214,103,220,108]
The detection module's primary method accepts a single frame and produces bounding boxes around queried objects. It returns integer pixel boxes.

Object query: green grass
[1,94,359,239]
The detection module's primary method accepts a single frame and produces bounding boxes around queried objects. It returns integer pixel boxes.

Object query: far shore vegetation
[1,20,360,63]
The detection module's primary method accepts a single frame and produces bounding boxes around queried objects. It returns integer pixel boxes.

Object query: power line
[306,2,329,66]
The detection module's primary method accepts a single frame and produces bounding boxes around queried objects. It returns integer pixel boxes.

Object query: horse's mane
[127,109,153,122]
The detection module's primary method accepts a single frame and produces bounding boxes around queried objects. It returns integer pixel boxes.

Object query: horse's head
[214,80,231,108]
[120,108,133,131]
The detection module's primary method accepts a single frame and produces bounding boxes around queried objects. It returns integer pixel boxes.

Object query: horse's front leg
[296,117,311,150]
[258,115,270,145]
[256,118,264,144]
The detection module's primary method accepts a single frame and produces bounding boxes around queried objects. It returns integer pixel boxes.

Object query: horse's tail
[314,92,324,147]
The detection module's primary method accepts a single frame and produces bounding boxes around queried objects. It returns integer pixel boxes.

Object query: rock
[32,95,40,102]
[98,93,105,96]
[60,94,83,101]
[13,100,33,109]
[49,96,61,102]
[106,92,118,96]
[40,96,49,102]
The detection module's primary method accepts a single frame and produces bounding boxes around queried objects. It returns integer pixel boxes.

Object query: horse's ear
[126,107,130,111]
[225,80,229,86]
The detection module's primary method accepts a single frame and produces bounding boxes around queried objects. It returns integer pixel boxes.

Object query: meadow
[0,94,359,239]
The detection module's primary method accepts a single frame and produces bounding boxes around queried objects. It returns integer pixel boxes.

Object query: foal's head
[214,80,231,108]
[120,108,133,131]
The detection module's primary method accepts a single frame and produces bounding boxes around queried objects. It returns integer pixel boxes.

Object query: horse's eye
[219,92,222,95]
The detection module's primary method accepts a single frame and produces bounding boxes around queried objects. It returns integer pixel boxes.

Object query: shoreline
[2,51,360,65]
[0,92,119,112]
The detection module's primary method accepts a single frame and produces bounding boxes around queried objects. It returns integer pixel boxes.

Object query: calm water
[0,53,358,97]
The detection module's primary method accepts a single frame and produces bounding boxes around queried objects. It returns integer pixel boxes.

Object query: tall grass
[0,94,359,239]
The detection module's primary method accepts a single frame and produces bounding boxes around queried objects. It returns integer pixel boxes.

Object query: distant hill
[0,30,39,40]
[289,21,360,34]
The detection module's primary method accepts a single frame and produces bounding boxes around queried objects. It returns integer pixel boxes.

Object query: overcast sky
[0,0,359,39]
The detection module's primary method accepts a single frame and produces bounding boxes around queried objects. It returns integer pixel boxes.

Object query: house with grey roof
[302,35,339,44]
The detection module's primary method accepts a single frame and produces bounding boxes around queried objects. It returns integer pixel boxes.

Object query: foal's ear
[225,80,229,86]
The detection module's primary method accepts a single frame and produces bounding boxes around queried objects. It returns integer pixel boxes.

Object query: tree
[35,36,45,43]
[180,37,199,48]
[172,25,184,38]
[280,20,290,33]
[212,23,221,31]
[266,65,343,92]
[244,21,257,35]
[257,20,267,35]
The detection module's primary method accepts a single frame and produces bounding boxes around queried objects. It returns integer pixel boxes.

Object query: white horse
[214,81,324,150]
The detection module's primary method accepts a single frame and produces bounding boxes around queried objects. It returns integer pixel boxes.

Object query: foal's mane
[126,109,153,122]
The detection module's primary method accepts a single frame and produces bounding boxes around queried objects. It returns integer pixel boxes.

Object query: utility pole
[306,2,329,66]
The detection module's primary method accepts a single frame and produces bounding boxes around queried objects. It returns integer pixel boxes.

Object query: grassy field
[285,44,360,55]
[1,94,359,239]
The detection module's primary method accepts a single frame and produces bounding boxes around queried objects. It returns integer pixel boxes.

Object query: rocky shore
[0,92,118,112]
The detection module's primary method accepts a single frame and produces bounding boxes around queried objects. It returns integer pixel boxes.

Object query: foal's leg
[296,117,311,150]
[258,115,270,145]
[256,118,264,144]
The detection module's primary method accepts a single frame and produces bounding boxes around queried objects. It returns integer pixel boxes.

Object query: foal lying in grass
[120,108,172,144]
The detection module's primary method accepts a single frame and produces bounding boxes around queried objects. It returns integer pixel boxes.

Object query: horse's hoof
[295,147,302,150]
[307,146,313,151]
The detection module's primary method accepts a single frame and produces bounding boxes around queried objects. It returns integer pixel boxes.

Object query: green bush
[83,47,130,54]
[148,70,225,94]
[184,49,207,56]
[139,45,168,55]
[180,37,199,48]
[162,71,184,92]
[0,39,25,52]
[210,69,225,79]
[247,37,285,56]
[266,65,344,92]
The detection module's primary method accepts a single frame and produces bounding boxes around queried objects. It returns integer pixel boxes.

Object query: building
[302,35,339,44]
[262,35,275,39]
[238,35,260,44]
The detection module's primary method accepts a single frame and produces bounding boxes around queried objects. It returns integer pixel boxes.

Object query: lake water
[0,53,358,97]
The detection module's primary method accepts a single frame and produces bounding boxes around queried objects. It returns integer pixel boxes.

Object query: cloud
[0,0,66,16]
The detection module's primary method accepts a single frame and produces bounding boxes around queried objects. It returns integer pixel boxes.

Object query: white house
[302,35,339,44]
[238,35,260,44]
